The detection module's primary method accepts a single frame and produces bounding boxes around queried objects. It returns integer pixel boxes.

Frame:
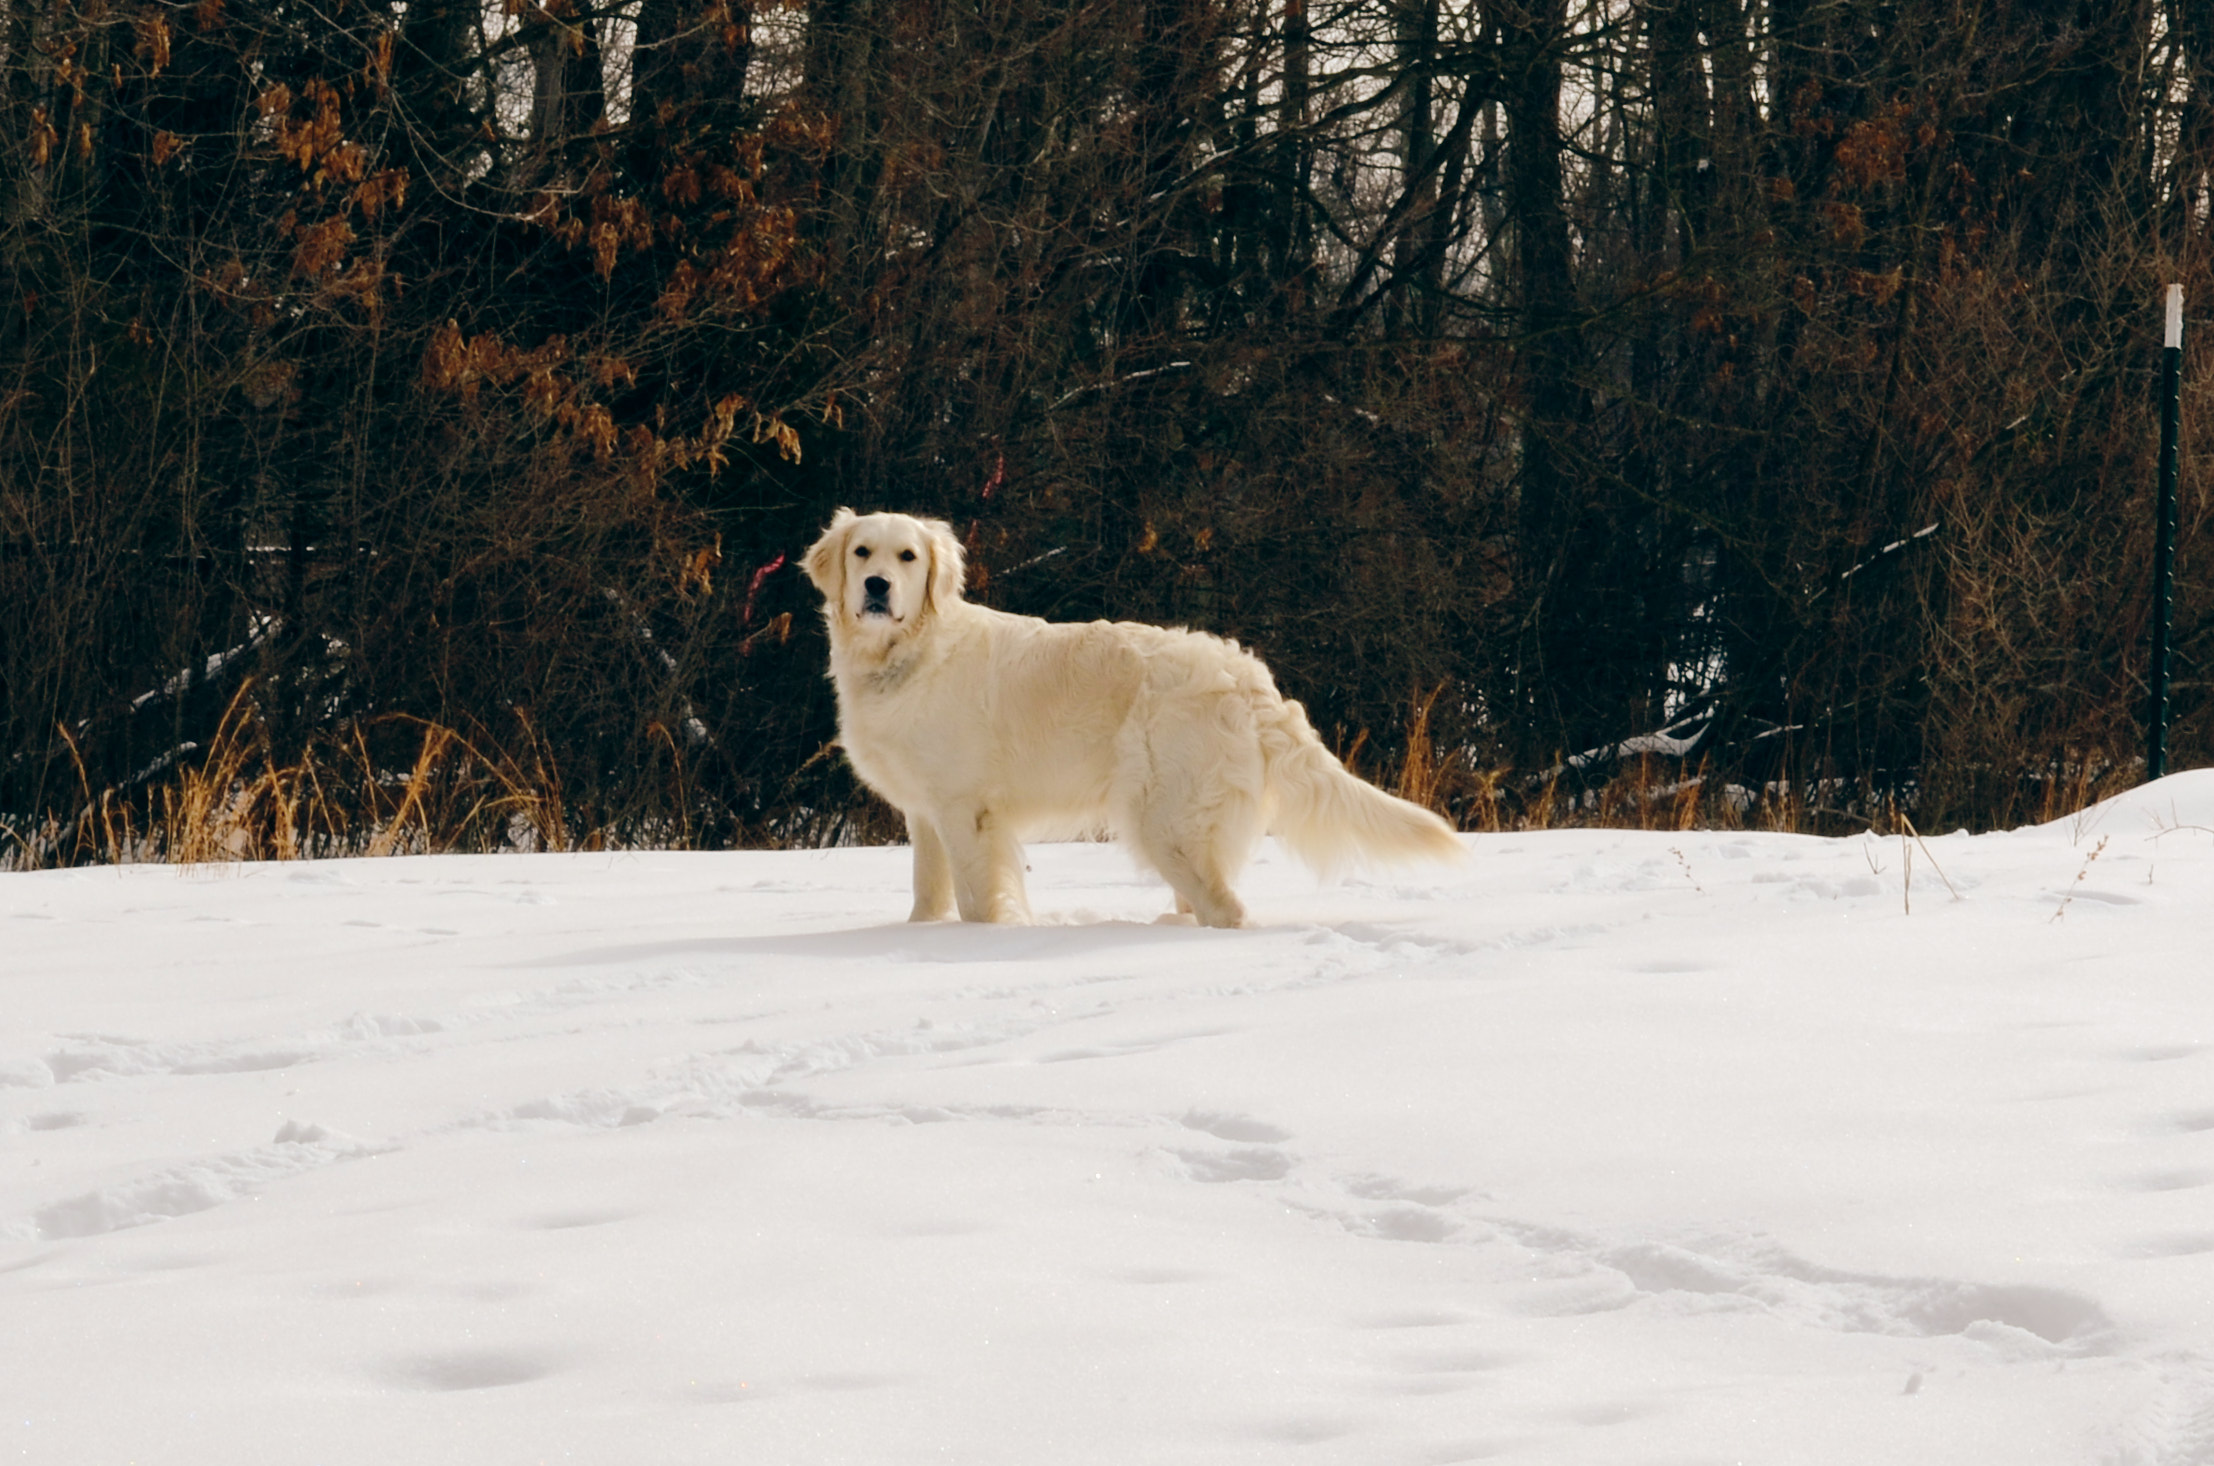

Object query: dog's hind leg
[1117,695,1263,929]
[907,815,956,922]
[1149,838,1246,929]
[1131,798,1252,929]
[941,806,1032,923]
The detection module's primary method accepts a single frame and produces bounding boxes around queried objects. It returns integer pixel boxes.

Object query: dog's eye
[899,549,917,562]
[854,546,871,560]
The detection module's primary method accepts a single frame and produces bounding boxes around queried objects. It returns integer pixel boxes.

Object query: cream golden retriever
[802,509,1462,927]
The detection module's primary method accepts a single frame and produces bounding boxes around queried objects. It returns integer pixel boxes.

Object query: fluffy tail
[1259,697,1464,879]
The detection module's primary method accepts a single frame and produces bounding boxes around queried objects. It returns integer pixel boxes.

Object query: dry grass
[1,681,2159,871]
[1376,685,1812,834]
[1372,687,2147,838]
[4,684,596,869]
[1404,748,2140,839]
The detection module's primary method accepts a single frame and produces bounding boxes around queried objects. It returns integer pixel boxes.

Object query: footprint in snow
[2113,1232,2214,1259]
[2119,1043,2205,1064]
[1179,1109,1292,1144]
[2119,1166,2214,1193]
[1171,1146,1293,1183]
[378,1348,566,1393]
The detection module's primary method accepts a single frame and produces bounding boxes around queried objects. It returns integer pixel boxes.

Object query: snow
[7,772,2214,1464]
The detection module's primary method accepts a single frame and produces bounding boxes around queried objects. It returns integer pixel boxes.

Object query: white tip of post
[2166,283,2184,350]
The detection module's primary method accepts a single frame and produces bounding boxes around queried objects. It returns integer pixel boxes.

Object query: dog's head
[801,509,966,645]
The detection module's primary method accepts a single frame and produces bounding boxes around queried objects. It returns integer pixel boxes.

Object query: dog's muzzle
[861,574,894,618]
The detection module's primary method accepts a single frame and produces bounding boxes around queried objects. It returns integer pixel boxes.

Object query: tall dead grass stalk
[4,682,626,868]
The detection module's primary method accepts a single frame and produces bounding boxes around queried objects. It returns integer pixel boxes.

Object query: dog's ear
[923,517,966,612]
[801,508,857,597]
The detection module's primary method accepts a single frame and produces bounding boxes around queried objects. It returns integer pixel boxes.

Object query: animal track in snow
[1240,1414,1360,1446]
[1342,1205,1459,1244]
[18,1123,388,1241]
[1563,1235,2114,1352]
[2114,1233,2214,1260]
[1311,923,1490,962]
[1171,1146,1294,1183]
[1268,1162,2122,1357]
[0,1056,54,1088]
[1354,1308,1477,1330]
[1106,1265,1211,1286]
[2114,1353,2214,1466]
[1032,1026,1233,1064]
[46,1034,322,1081]
[7,965,829,1128]
[378,1348,566,1392]
[521,1208,632,1231]
[2120,1167,2214,1193]
[27,1011,464,1089]
[1179,1110,1292,1144]
[1343,1175,1471,1206]
[2120,1044,2206,1064]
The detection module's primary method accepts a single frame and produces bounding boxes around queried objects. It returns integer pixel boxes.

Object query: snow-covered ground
[6,774,2214,1465]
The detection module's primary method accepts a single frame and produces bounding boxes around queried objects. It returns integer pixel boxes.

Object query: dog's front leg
[940,806,1031,923]
[907,814,956,922]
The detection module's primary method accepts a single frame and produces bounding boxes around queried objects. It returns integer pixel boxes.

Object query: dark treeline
[3,0,2211,859]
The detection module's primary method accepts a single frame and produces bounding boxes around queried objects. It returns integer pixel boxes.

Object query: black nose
[863,575,889,596]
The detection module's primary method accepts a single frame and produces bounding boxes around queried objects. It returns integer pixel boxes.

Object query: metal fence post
[2149,284,2183,782]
